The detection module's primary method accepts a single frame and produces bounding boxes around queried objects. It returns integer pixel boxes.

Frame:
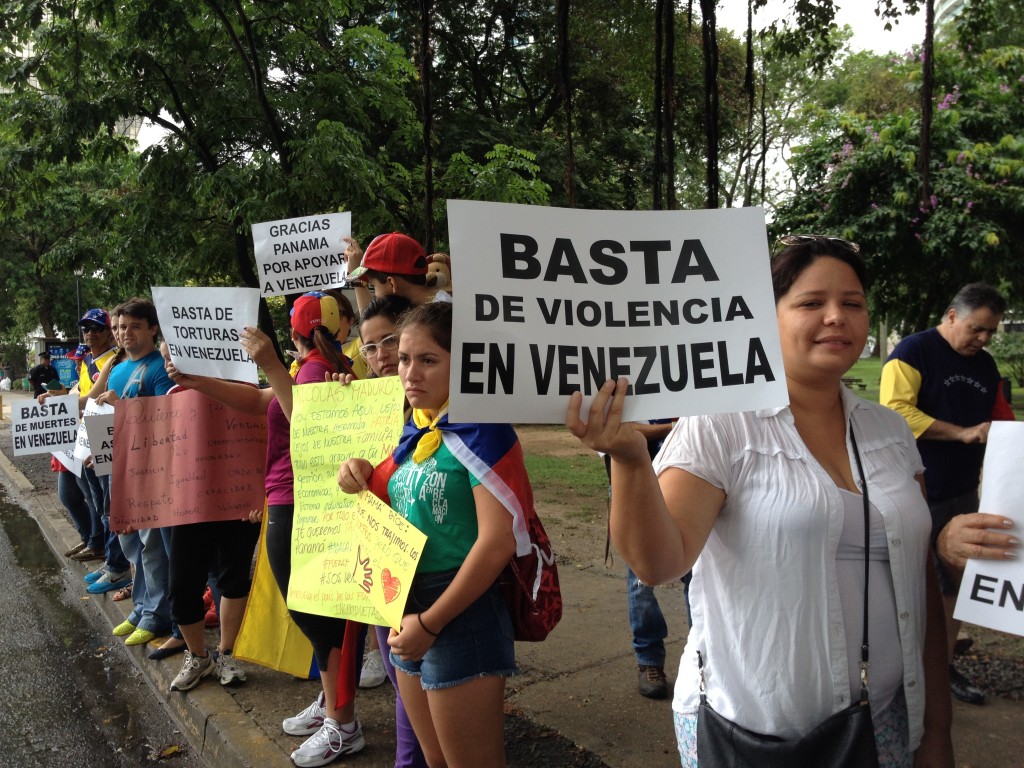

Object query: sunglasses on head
[776,234,861,254]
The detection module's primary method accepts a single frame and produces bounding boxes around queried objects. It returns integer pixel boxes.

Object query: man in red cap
[344,233,451,314]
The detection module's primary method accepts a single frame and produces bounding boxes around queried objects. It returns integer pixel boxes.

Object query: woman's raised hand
[566,378,648,463]
[327,371,356,385]
[240,326,278,369]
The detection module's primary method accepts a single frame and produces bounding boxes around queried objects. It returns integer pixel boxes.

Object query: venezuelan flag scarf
[368,412,535,558]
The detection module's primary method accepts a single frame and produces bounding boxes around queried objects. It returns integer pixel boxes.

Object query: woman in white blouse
[567,236,953,767]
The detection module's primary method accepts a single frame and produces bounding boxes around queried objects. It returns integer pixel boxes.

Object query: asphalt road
[0,487,199,768]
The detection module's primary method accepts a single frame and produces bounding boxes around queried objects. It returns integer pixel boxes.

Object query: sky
[716,0,926,55]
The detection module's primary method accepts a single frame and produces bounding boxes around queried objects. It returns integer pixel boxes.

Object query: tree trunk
[918,0,935,208]
[664,0,676,209]
[699,0,719,208]
[653,0,665,209]
[420,0,435,251]
[557,0,576,207]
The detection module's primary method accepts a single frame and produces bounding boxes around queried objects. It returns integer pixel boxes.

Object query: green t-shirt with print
[387,441,480,573]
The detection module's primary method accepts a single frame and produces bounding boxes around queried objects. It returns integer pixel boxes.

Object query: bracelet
[416,613,439,637]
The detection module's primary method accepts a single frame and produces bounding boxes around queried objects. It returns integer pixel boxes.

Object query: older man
[881,283,1015,704]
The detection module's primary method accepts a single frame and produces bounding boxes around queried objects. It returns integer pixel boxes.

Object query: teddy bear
[426,252,453,293]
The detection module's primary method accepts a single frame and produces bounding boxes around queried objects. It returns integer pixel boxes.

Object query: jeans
[120,528,172,635]
[57,470,93,547]
[73,469,105,551]
[95,473,130,572]
[627,567,693,668]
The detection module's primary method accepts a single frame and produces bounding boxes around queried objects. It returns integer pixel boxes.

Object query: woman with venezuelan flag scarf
[338,301,523,768]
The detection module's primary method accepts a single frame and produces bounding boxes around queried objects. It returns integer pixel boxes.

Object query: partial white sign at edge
[74,398,115,462]
[52,449,82,477]
[84,411,117,478]
[953,421,1024,637]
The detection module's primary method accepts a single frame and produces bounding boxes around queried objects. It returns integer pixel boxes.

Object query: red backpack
[499,493,561,642]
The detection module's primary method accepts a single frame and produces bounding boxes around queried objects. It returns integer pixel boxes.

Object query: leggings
[265,504,349,670]
[168,519,259,626]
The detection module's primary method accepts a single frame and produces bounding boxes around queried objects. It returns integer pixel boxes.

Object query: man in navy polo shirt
[881,283,1014,704]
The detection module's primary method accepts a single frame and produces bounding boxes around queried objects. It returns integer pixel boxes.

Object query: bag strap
[849,424,870,704]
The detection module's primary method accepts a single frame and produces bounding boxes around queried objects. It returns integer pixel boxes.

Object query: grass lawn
[847,355,1024,419]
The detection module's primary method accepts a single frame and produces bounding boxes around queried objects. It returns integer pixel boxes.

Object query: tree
[773,4,1024,332]
[990,331,1024,388]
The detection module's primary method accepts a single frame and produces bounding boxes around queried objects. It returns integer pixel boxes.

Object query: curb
[0,457,279,768]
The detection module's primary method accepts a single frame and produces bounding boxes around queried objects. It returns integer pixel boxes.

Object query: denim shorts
[390,568,518,690]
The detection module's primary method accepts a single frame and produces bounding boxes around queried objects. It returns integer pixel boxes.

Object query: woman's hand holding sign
[565,378,648,464]
[239,326,278,369]
[337,458,373,493]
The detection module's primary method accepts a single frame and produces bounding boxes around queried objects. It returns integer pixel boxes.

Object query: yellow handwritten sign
[351,491,427,630]
[288,378,405,621]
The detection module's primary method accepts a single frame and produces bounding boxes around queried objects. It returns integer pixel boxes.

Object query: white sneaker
[282,691,326,736]
[290,718,364,767]
[358,648,387,689]
[214,650,246,686]
[170,650,214,692]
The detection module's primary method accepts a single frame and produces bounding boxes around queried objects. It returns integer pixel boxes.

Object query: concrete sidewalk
[1,387,1021,767]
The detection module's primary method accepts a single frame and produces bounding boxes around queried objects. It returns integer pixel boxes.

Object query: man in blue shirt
[95,298,175,648]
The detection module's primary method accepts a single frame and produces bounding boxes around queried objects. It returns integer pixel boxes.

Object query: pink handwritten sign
[110,389,267,530]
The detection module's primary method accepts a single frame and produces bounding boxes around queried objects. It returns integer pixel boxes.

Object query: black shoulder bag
[696,425,880,768]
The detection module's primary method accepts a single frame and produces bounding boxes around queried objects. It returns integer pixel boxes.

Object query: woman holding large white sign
[568,236,953,768]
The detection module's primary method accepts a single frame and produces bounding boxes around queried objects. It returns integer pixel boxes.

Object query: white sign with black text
[84,411,117,478]
[447,200,787,424]
[74,398,115,463]
[11,394,80,456]
[252,212,351,297]
[154,286,260,384]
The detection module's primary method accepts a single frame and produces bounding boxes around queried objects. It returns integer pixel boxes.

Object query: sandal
[112,582,133,602]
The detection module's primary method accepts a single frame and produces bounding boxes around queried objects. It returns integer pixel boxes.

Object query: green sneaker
[124,628,157,646]
[112,620,136,637]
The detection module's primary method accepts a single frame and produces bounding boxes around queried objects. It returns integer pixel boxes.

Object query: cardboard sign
[446,200,788,423]
[252,212,351,297]
[153,286,260,384]
[110,389,268,530]
[84,411,116,477]
[11,394,79,456]
[352,491,427,630]
[287,378,406,621]
[954,422,1024,636]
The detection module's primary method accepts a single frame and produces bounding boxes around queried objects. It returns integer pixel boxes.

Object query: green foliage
[773,3,1024,332]
[989,332,1024,387]
[437,144,549,211]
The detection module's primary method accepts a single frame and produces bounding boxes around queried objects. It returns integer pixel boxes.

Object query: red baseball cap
[347,233,427,282]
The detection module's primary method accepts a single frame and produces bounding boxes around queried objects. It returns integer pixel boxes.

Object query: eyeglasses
[81,324,107,334]
[776,234,861,253]
[359,334,399,358]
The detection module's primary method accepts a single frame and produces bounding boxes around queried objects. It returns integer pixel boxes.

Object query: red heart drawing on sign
[381,569,402,604]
